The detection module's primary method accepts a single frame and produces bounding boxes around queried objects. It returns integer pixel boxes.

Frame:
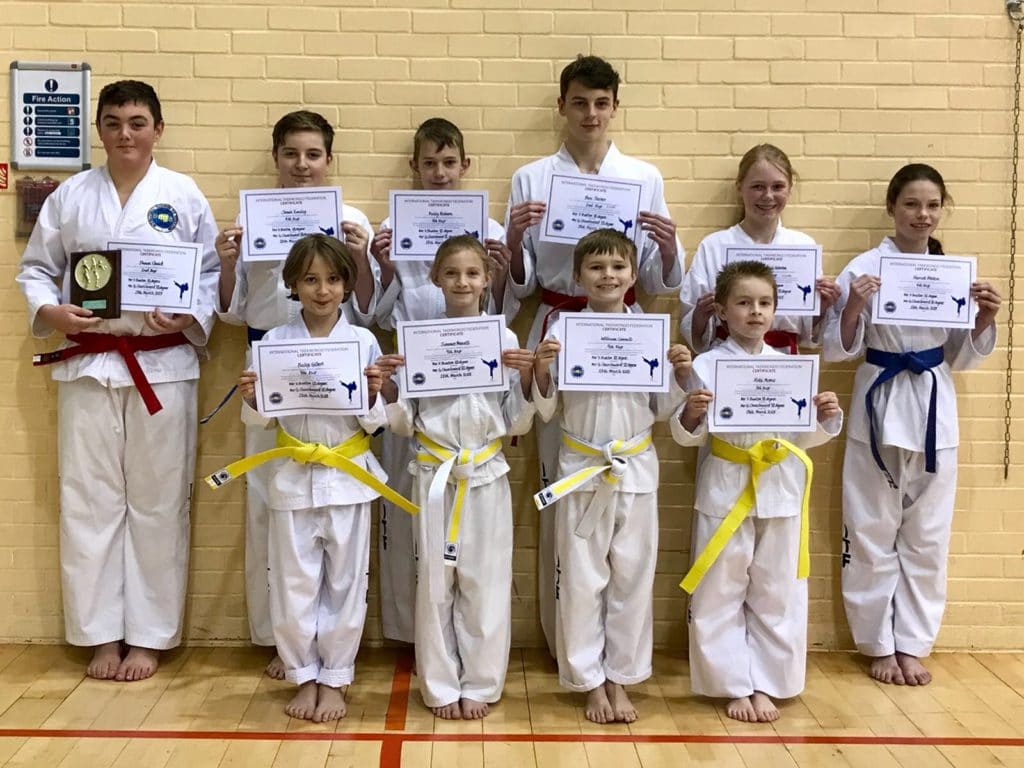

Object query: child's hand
[374,353,406,379]
[972,280,1002,332]
[681,388,713,432]
[144,310,194,334]
[844,274,880,317]
[215,226,243,267]
[37,303,103,335]
[485,239,512,277]
[502,347,535,373]
[816,276,841,314]
[690,291,717,341]
[370,228,393,263]
[637,211,679,261]
[534,338,560,371]
[365,363,384,398]
[506,201,546,242]
[341,221,370,260]
[667,343,693,386]
[814,391,840,421]
[239,370,258,409]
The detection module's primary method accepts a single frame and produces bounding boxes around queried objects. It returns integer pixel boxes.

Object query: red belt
[33,332,190,415]
[715,325,799,355]
[539,287,638,337]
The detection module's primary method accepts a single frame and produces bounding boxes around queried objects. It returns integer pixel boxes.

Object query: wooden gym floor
[0,644,1021,767]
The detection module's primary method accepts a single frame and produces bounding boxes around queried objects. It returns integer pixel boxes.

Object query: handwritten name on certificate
[872,253,977,329]
[252,338,367,417]
[724,244,822,316]
[709,355,818,433]
[397,315,509,398]
[107,240,201,315]
[558,313,671,393]
[240,186,343,262]
[389,190,488,261]
[540,173,645,246]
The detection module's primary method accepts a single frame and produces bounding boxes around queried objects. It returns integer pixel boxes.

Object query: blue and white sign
[10,61,91,171]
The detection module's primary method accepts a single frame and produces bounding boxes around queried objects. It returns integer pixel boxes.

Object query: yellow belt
[204,428,418,515]
[680,435,812,593]
[533,430,653,539]
[415,431,503,604]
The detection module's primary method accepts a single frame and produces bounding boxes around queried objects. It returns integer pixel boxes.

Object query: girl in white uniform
[232,234,389,723]
[17,80,219,683]
[378,235,535,720]
[822,164,1001,687]
[369,118,515,644]
[533,230,690,725]
[672,260,842,723]
[679,143,839,354]
[214,111,379,678]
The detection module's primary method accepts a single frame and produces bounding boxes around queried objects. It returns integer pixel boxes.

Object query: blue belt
[200,326,268,424]
[865,345,944,485]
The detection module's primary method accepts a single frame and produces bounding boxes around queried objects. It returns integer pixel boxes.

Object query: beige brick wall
[2,1,1022,651]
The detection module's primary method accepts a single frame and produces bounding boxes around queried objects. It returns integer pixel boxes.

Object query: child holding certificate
[17,79,219,682]
[679,144,840,353]
[533,229,691,724]
[227,234,395,722]
[370,117,513,644]
[214,110,379,679]
[822,164,1001,687]
[672,260,843,723]
[377,235,535,720]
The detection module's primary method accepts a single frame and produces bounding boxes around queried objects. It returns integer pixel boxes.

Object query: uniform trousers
[378,430,417,643]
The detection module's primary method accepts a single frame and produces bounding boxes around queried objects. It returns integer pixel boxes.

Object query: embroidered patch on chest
[147,203,179,233]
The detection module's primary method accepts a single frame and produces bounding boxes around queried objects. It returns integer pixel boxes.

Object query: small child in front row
[671,260,843,723]
[227,234,394,722]
[533,229,691,724]
[377,235,535,719]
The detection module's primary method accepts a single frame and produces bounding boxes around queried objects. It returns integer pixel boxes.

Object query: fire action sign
[10,61,91,172]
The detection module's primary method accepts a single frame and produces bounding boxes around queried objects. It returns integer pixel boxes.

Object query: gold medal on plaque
[69,249,121,319]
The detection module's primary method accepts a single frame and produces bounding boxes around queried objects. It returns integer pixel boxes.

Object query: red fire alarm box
[15,176,59,238]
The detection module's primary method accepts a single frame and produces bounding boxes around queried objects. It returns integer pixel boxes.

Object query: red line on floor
[0,729,1021,747]
[384,649,414,732]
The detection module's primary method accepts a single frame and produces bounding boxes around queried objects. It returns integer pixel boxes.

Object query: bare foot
[584,684,615,724]
[432,701,462,719]
[285,680,318,720]
[751,691,779,722]
[460,697,490,719]
[604,681,637,723]
[265,652,286,680]
[726,696,758,722]
[115,646,158,682]
[870,654,906,685]
[896,652,932,686]
[314,684,347,722]
[87,641,122,680]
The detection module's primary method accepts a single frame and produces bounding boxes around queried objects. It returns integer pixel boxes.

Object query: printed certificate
[724,244,822,316]
[709,355,818,433]
[540,173,645,246]
[872,253,976,329]
[107,240,201,314]
[558,313,671,393]
[389,190,488,260]
[252,338,367,417]
[397,315,508,398]
[239,186,343,262]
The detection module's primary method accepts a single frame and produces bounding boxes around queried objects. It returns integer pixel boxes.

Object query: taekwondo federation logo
[173,281,190,299]
[642,356,659,378]
[147,203,179,233]
[798,283,812,303]
[443,542,459,562]
[254,237,267,250]
[318,225,335,236]
[481,358,498,379]
[718,406,733,420]
[841,524,852,568]
[412,372,426,385]
[570,364,584,378]
[464,229,479,239]
[791,398,807,418]
[883,300,897,314]
[269,392,283,404]
[552,219,564,231]
[400,237,413,249]
[951,295,967,315]
[209,469,232,487]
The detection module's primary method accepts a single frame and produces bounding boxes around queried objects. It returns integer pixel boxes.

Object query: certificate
[724,244,822,316]
[252,338,367,417]
[558,313,671,393]
[389,190,488,260]
[872,253,977,329]
[239,186,343,262]
[107,240,201,314]
[397,315,509,398]
[540,173,645,246]
[709,355,818,433]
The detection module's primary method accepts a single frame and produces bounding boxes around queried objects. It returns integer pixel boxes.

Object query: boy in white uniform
[672,260,842,723]
[17,80,219,681]
[533,229,690,724]
[505,55,686,653]
[822,164,1000,687]
[369,118,518,643]
[214,111,379,677]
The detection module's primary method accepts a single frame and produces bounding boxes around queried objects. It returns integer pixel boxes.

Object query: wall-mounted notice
[10,61,91,172]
